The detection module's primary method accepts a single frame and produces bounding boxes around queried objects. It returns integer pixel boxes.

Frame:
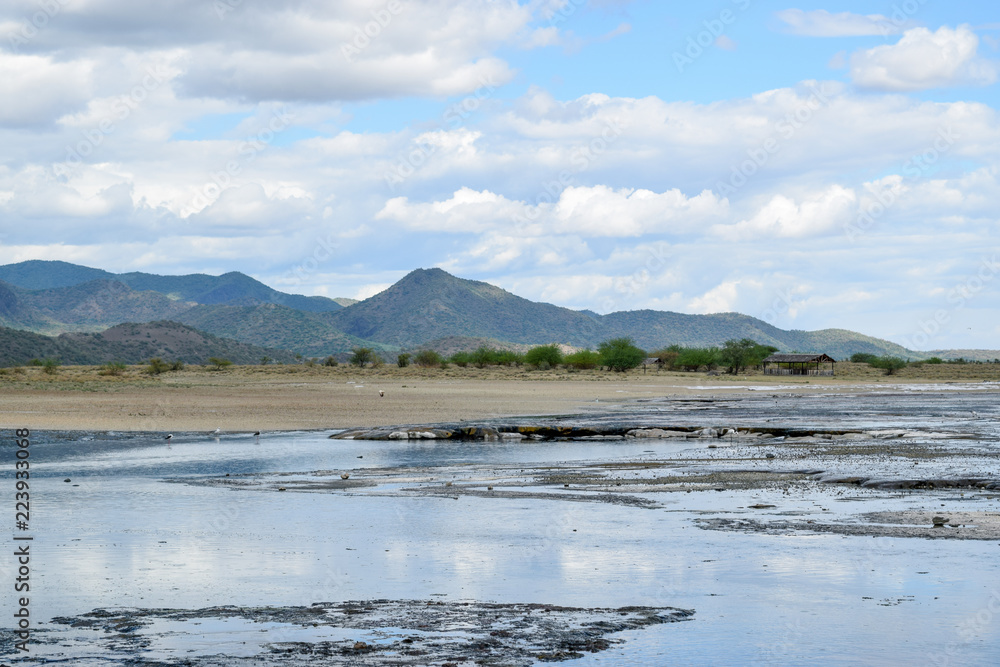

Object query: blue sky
[1,0,999,351]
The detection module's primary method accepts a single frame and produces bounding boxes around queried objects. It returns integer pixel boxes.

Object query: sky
[1,0,999,352]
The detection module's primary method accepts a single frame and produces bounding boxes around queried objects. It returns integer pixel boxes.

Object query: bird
[379,390,384,397]
[253,430,260,444]
[340,472,350,480]
[165,434,173,441]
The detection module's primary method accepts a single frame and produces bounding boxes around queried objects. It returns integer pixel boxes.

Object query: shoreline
[1,363,998,432]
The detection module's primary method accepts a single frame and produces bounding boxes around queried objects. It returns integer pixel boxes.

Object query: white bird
[165,434,173,442]
[379,390,384,398]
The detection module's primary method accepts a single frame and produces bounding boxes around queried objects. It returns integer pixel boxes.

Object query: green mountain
[329,268,915,359]
[0,260,342,313]
[175,304,395,357]
[329,268,601,347]
[0,321,298,366]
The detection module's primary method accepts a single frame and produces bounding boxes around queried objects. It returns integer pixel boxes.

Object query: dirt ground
[0,361,997,431]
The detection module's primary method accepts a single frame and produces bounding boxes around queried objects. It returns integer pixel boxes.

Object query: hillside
[175,304,394,357]
[0,321,298,366]
[0,260,343,313]
[329,268,602,347]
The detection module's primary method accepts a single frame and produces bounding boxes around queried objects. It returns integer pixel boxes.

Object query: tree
[869,355,907,375]
[349,348,374,367]
[415,350,443,367]
[524,344,563,368]
[719,338,760,375]
[598,337,645,372]
[396,353,411,368]
[259,356,272,365]
[676,347,719,372]
[208,357,232,371]
[41,358,60,375]
[850,352,878,364]
[565,349,600,369]
[324,356,338,367]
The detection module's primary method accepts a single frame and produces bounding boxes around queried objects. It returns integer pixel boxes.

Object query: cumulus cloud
[775,9,906,37]
[714,185,857,240]
[376,185,728,237]
[850,26,998,91]
[0,54,95,127]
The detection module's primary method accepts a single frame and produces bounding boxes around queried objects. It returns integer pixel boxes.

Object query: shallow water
[3,392,1000,665]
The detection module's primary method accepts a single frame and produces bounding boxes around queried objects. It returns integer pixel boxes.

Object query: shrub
[496,350,524,366]
[850,353,879,364]
[524,344,563,368]
[28,358,43,366]
[598,338,645,372]
[415,350,443,367]
[449,351,470,367]
[869,355,908,375]
[41,358,60,375]
[371,354,385,368]
[99,361,128,376]
[676,347,719,372]
[324,356,338,367]
[305,358,318,368]
[471,346,500,368]
[208,357,233,371]
[397,353,411,368]
[926,357,943,364]
[260,356,272,365]
[170,360,184,371]
[565,349,600,369]
[349,348,374,367]
[147,358,169,375]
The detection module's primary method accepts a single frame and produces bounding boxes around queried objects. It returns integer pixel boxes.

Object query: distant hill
[329,268,915,359]
[0,321,298,366]
[329,268,601,347]
[174,303,395,357]
[0,260,343,313]
[2,261,982,360]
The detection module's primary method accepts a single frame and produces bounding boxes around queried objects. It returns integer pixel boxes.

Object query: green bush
[415,350,443,367]
[349,348,374,367]
[496,350,524,366]
[565,349,600,369]
[41,358,60,375]
[524,344,563,368]
[850,353,879,364]
[448,351,470,367]
[397,353,411,368]
[324,356,338,367]
[147,358,169,375]
[676,347,719,372]
[259,356,272,365]
[869,355,908,375]
[598,338,645,372]
[926,357,943,364]
[471,346,500,368]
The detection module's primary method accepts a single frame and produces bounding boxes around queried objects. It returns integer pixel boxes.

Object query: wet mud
[26,601,692,666]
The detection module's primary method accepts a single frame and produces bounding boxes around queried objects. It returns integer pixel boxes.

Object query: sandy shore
[1,363,997,431]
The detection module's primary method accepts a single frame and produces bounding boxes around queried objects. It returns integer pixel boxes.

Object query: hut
[641,357,663,374]
[762,353,836,376]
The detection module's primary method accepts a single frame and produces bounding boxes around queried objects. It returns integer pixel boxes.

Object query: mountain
[328,268,914,359]
[329,268,601,347]
[174,303,395,357]
[0,321,299,366]
[0,260,343,313]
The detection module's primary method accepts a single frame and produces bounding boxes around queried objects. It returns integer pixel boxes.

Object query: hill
[329,268,915,359]
[174,304,395,357]
[0,260,343,313]
[329,268,601,347]
[0,321,298,366]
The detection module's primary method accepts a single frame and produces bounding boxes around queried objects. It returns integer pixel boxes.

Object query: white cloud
[0,54,95,127]
[714,186,857,240]
[776,9,905,37]
[376,185,728,238]
[850,26,998,91]
[689,280,745,314]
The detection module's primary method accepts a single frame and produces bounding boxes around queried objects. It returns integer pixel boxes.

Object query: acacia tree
[870,355,908,375]
[598,337,645,372]
[349,347,374,367]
